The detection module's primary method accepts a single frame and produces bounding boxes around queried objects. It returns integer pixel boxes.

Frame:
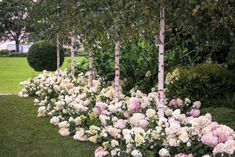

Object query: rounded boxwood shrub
[27,40,64,71]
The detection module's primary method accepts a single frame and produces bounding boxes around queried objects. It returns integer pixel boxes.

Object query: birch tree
[70,34,75,75]
[156,5,165,117]
[56,33,60,70]
[88,48,94,87]
[98,1,141,103]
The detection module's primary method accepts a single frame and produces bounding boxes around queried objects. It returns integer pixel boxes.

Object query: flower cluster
[19,70,235,157]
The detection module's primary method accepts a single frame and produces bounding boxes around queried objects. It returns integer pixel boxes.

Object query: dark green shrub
[226,41,235,71]
[9,53,27,57]
[210,92,235,110]
[166,64,235,106]
[0,49,10,56]
[27,40,64,71]
[201,107,235,129]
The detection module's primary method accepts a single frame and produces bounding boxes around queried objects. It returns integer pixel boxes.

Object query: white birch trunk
[114,39,120,104]
[56,33,60,70]
[157,7,165,118]
[70,35,75,75]
[88,48,94,88]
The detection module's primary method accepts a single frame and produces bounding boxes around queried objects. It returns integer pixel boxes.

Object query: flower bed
[19,70,235,157]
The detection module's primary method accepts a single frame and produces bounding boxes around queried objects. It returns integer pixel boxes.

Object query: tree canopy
[0,0,32,52]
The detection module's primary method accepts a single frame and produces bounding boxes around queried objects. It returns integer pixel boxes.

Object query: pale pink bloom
[213,143,225,155]
[192,101,201,109]
[123,111,130,118]
[159,148,170,157]
[93,102,108,115]
[58,128,70,136]
[129,97,141,112]
[138,119,149,128]
[217,134,228,143]
[140,102,148,109]
[184,116,194,124]
[80,106,88,113]
[189,109,200,117]
[94,147,109,157]
[169,99,178,108]
[114,119,126,129]
[205,113,212,121]
[107,127,120,138]
[201,133,218,147]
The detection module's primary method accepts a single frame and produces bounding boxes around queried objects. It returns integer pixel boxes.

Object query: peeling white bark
[70,35,75,75]
[114,39,120,104]
[157,7,165,118]
[56,33,60,70]
[88,48,94,88]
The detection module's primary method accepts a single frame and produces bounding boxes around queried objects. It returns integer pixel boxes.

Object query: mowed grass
[0,95,96,157]
[0,57,86,94]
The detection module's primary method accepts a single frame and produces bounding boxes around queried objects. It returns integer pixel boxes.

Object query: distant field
[0,57,86,94]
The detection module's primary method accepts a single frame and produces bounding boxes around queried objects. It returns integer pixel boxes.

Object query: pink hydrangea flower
[201,132,219,147]
[138,119,149,128]
[189,109,200,117]
[217,134,228,143]
[93,102,108,115]
[129,97,141,112]
[114,119,126,129]
[94,146,109,157]
[169,99,178,108]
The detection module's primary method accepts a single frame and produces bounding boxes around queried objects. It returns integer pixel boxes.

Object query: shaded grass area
[0,95,96,157]
[0,57,86,94]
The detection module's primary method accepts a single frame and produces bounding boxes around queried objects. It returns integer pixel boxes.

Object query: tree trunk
[70,35,75,75]
[56,33,60,70]
[157,7,165,118]
[114,39,121,104]
[15,40,20,52]
[88,48,94,88]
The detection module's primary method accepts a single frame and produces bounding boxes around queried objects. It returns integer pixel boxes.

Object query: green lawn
[0,57,86,94]
[0,95,96,157]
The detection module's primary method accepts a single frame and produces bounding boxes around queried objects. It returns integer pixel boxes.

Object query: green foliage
[27,40,64,71]
[8,53,27,57]
[67,59,88,76]
[0,50,10,56]
[211,92,235,110]
[94,40,157,94]
[121,40,158,93]
[226,40,235,71]
[165,48,201,70]
[165,1,234,64]
[166,64,235,106]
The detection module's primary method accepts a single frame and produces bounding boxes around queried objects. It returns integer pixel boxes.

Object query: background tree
[0,0,32,52]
